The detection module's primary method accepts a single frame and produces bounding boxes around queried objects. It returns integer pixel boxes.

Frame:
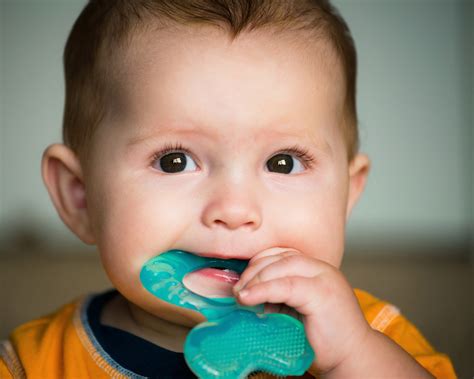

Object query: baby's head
[42,0,369,324]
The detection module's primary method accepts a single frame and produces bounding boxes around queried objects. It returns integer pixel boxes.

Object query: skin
[42,26,432,377]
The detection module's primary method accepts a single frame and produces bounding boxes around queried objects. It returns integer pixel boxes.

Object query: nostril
[203,205,261,230]
[212,219,256,230]
[243,219,259,228]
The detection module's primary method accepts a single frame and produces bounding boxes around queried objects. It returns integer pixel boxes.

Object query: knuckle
[280,254,304,267]
[281,249,299,257]
[254,269,267,283]
[279,255,295,266]
[283,276,296,293]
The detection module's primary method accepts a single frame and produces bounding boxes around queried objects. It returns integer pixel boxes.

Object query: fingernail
[239,289,249,298]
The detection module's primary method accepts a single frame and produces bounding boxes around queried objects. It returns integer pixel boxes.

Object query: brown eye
[155,152,197,173]
[266,153,295,174]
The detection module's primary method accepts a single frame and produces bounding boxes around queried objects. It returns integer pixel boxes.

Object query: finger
[234,250,300,292]
[237,276,323,316]
[248,247,300,264]
[240,254,329,291]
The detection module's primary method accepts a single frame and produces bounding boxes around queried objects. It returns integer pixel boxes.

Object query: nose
[201,185,262,231]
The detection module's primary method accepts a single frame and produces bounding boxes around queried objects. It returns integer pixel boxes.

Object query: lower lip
[183,268,240,298]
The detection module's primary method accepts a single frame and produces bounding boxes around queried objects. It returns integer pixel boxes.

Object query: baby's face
[84,27,357,323]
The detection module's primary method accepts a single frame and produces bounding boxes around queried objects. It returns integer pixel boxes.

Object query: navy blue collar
[86,289,197,378]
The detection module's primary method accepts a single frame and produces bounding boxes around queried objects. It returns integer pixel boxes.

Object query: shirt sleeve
[380,312,457,379]
[354,289,457,379]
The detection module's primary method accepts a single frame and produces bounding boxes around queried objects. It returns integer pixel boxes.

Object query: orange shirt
[0,289,456,378]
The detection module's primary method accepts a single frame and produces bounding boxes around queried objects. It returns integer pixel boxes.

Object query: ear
[41,144,95,244]
[346,153,370,220]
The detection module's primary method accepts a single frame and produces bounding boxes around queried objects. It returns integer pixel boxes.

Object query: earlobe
[41,144,96,244]
[346,153,370,220]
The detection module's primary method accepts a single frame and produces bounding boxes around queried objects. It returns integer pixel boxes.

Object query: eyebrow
[127,123,333,156]
[255,128,333,156]
[127,125,215,147]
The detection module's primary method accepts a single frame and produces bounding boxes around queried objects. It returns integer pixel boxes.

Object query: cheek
[88,179,196,281]
[267,178,347,267]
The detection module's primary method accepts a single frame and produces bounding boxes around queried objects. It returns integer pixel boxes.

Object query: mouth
[183,266,241,298]
[198,266,241,282]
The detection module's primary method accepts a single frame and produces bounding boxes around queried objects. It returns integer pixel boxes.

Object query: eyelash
[278,145,315,169]
[151,142,193,164]
[151,142,316,169]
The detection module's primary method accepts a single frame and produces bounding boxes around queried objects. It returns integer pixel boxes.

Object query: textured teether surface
[185,310,314,378]
[140,250,315,378]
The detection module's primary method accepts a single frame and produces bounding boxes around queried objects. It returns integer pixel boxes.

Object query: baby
[0,0,456,378]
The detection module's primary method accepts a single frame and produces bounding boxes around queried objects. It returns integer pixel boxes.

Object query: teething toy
[140,249,315,378]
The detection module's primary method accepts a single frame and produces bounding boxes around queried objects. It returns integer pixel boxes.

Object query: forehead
[107,25,346,150]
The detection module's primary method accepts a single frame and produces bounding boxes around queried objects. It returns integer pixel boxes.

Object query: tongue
[196,268,240,283]
[183,268,240,298]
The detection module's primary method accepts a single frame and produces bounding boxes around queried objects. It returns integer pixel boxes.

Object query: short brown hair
[63,0,359,162]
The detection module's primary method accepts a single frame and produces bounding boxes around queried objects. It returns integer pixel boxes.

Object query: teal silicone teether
[140,249,315,378]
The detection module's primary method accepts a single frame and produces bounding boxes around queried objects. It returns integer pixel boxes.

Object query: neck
[100,293,191,352]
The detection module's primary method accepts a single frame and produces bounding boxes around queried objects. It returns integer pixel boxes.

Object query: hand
[232,247,371,374]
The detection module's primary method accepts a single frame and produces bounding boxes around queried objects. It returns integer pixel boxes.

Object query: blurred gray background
[0,0,472,377]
